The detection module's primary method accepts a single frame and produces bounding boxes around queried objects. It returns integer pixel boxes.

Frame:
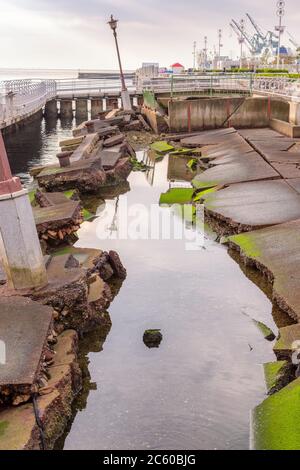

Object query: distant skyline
[0,0,299,70]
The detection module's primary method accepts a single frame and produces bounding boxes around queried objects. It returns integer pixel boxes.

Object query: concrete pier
[0,133,47,289]
[75,99,88,119]
[60,99,73,118]
[91,98,103,118]
[106,97,119,111]
[44,99,58,117]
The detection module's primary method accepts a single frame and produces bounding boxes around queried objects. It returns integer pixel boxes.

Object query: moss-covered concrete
[150,141,174,154]
[159,188,195,205]
[251,378,300,450]
[263,361,291,395]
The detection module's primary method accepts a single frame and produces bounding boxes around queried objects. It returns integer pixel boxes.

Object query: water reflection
[64,156,275,450]
[4,116,85,187]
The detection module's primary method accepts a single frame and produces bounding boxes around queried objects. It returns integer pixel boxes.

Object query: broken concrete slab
[193,151,279,189]
[286,178,300,194]
[228,219,300,321]
[33,201,82,246]
[271,162,300,179]
[0,329,81,450]
[0,296,53,406]
[274,324,300,359]
[103,134,125,148]
[70,133,100,162]
[263,361,292,395]
[204,180,300,234]
[238,127,285,140]
[97,149,122,169]
[36,157,106,194]
[181,128,237,147]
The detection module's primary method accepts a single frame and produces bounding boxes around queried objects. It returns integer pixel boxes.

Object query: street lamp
[275,1,285,70]
[108,14,132,110]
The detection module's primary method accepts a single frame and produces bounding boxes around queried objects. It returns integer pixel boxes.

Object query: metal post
[275,1,285,70]
[193,41,197,70]
[239,19,245,69]
[107,15,131,110]
[218,29,223,69]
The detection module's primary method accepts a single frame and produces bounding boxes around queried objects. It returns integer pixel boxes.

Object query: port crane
[230,13,279,56]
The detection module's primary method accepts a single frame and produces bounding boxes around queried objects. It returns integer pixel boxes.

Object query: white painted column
[0,189,48,290]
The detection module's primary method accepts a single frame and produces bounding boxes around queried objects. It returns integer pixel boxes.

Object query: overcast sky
[0,0,299,70]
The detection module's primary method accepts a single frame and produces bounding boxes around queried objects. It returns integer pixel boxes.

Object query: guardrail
[252,77,300,102]
[0,80,56,128]
[139,73,300,102]
[55,78,135,97]
[138,74,253,96]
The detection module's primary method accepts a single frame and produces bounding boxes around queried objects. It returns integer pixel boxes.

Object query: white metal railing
[138,74,253,95]
[0,79,56,127]
[55,78,135,97]
[252,77,300,102]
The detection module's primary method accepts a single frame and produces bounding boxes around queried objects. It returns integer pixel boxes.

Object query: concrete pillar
[44,99,57,117]
[137,95,144,106]
[60,100,73,118]
[75,99,88,119]
[0,133,47,290]
[106,97,119,111]
[289,101,300,125]
[121,90,132,111]
[91,98,103,118]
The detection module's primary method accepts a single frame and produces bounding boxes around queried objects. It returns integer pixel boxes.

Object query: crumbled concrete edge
[228,238,299,322]
[0,330,82,450]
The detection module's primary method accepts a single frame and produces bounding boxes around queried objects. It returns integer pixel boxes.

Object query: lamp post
[108,14,132,110]
[275,1,285,70]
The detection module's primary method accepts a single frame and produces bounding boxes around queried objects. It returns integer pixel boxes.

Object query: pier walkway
[1,74,300,130]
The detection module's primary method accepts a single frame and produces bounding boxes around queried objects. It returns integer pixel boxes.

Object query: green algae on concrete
[28,190,36,205]
[253,319,276,341]
[159,188,195,205]
[193,187,217,202]
[0,421,8,437]
[251,378,300,450]
[192,178,218,190]
[82,208,94,221]
[228,232,261,259]
[150,141,174,154]
[263,361,290,395]
[186,159,198,171]
[169,148,195,156]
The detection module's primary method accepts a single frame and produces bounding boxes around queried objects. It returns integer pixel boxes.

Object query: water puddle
[6,118,285,450]
[61,153,276,450]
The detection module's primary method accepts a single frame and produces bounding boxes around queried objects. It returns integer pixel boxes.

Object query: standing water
[6,117,278,450]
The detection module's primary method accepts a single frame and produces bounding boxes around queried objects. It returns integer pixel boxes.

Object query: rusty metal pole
[112,28,127,92]
[108,15,132,110]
